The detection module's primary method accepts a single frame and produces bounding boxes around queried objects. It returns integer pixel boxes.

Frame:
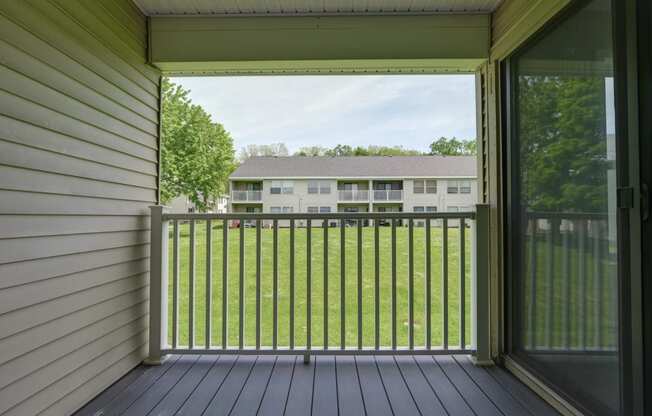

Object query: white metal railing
[373,189,403,201]
[147,205,491,365]
[231,190,262,202]
[338,189,369,201]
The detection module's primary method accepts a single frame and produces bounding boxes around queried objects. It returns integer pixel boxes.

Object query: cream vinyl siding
[0,1,159,415]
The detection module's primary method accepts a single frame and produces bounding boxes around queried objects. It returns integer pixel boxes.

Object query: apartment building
[229,156,477,217]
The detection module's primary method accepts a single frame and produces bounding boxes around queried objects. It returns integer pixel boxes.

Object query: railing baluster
[206,220,212,349]
[391,218,397,350]
[239,220,245,350]
[357,219,363,350]
[442,218,448,350]
[528,218,537,349]
[374,219,380,350]
[172,220,179,349]
[425,218,431,350]
[256,219,261,350]
[546,219,554,348]
[562,221,571,349]
[593,222,602,349]
[189,220,195,349]
[578,219,587,349]
[307,219,312,351]
[408,218,414,350]
[340,219,346,350]
[459,218,465,349]
[324,219,329,350]
[273,220,279,350]
[290,219,295,349]
[222,219,228,349]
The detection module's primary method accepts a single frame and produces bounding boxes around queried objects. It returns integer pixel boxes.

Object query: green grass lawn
[167,222,472,349]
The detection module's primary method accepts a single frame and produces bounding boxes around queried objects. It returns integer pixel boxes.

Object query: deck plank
[202,355,258,416]
[395,356,448,416]
[335,356,365,416]
[146,355,219,416]
[312,356,339,416]
[257,356,296,416]
[434,356,502,416]
[355,355,393,416]
[454,355,533,416]
[229,356,277,416]
[375,355,421,416]
[98,355,181,416]
[122,355,198,416]
[175,355,237,415]
[414,355,474,416]
[284,356,315,416]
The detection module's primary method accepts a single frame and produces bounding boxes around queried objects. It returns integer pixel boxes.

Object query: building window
[413,206,425,212]
[282,206,293,213]
[460,180,472,194]
[308,180,331,194]
[447,206,459,212]
[426,206,437,212]
[270,206,282,213]
[414,206,437,213]
[319,206,331,213]
[307,206,319,213]
[447,181,459,194]
[271,180,293,194]
[414,179,437,194]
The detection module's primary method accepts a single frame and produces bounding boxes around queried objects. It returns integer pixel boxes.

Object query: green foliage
[160,78,236,212]
[295,144,424,157]
[239,143,289,160]
[518,76,608,212]
[428,137,477,156]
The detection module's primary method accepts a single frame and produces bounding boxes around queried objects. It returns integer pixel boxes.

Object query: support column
[471,203,492,366]
[145,205,169,365]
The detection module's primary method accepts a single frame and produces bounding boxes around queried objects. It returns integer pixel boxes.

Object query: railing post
[471,204,492,365]
[145,205,169,365]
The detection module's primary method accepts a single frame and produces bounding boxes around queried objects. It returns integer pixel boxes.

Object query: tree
[428,137,477,156]
[295,146,328,157]
[160,78,236,212]
[239,143,289,160]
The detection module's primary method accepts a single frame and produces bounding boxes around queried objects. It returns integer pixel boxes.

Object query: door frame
[500,0,642,414]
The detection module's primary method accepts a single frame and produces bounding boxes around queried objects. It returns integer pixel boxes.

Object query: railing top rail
[162,211,476,221]
[525,211,609,220]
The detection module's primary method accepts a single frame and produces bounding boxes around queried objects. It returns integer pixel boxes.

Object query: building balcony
[373,189,403,201]
[338,189,369,201]
[231,190,262,202]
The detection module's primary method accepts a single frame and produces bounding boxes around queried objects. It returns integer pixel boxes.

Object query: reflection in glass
[511,0,619,414]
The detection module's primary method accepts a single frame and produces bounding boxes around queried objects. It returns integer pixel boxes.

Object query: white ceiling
[132,0,503,16]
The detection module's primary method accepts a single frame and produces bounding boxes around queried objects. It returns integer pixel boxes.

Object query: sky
[171,75,476,154]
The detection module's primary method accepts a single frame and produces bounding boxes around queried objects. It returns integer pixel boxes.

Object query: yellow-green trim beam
[149,14,490,75]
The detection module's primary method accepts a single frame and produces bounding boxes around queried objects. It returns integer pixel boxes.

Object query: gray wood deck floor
[74,354,559,416]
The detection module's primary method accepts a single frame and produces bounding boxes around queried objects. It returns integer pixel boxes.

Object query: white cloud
[172,74,476,153]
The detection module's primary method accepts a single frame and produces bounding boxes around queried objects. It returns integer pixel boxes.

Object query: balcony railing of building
[231,190,262,202]
[338,189,369,201]
[147,205,490,364]
[373,189,403,201]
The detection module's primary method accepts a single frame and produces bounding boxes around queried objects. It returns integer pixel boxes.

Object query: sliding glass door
[505,0,621,414]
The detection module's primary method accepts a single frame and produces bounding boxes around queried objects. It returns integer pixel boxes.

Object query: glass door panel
[507,0,620,414]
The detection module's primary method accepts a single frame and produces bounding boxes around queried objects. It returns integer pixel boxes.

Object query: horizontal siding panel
[0,230,149,265]
[0,301,147,390]
[0,244,149,289]
[0,321,148,415]
[30,0,160,91]
[0,114,156,175]
[0,287,148,365]
[0,1,158,109]
[0,39,157,134]
[0,165,156,203]
[0,259,149,314]
[0,14,157,122]
[0,91,157,162]
[0,190,152,215]
[39,347,146,416]
[0,215,149,240]
[97,0,148,47]
[0,140,157,189]
[0,65,157,148]
[0,273,148,340]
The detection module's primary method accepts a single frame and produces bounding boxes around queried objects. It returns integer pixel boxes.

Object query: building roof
[230,156,477,179]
